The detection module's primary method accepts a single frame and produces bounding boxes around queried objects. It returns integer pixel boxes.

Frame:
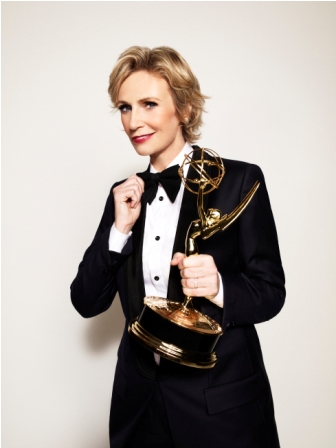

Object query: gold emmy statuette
[129,148,260,368]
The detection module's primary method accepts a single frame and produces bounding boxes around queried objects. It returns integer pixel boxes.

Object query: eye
[145,101,157,109]
[118,104,131,113]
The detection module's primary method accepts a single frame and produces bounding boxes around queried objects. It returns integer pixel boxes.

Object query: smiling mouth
[132,133,155,144]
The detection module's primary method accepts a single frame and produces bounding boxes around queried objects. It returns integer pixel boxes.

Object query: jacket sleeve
[221,163,285,328]
[70,187,131,318]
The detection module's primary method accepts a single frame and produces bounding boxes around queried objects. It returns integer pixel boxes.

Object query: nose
[129,107,144,132]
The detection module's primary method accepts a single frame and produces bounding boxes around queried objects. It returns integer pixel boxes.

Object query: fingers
[170,252,185,266]
[181,277,210,290]
[113,175,145,234]
[113,175,145,209]
[180,273,219,298]
[179,254,218,278]
[171,254,219,298]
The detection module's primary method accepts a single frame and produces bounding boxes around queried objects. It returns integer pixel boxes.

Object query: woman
[71,46,285,448]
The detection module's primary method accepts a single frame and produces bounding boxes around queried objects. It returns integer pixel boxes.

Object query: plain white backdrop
[2,2,336,447]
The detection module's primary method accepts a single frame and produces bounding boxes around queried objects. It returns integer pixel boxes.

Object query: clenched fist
[113,174,145,234]
[171,252,219,301]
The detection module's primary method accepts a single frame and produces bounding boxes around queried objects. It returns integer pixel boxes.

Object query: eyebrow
[116,96,161,106]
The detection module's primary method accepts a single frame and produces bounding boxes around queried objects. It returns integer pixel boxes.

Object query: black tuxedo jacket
[71,154,285,448]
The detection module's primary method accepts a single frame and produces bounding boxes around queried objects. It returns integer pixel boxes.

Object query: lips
[132,133,154,144]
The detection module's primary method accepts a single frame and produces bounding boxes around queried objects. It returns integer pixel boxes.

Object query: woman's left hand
[171,252,219,300]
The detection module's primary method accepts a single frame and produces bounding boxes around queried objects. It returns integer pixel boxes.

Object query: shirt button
[154,276,160,281]
[159,196,164,201]
[155,236,160,241]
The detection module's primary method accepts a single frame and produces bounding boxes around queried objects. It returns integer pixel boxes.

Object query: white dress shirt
[109,142,224,362]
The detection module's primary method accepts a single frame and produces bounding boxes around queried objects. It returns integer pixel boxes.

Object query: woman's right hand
[112,174,145,234]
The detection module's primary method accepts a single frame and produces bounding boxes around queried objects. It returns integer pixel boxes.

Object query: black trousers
[124,384,176,448]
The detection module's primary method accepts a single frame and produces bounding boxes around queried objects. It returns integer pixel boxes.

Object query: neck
[150,140,186,172]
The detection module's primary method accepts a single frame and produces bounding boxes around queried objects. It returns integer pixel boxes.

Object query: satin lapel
[123,177,158,379]
[124,180,148,320]
[167,188,197,303]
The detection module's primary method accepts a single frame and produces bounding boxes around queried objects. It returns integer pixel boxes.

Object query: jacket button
[155,236,160,241]
[154,276,159,281]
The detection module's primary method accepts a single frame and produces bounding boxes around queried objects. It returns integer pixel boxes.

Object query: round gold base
[129,319,218,369]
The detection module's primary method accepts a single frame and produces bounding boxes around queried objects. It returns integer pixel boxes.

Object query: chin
[133,146,154,157]
[131,142,158,157]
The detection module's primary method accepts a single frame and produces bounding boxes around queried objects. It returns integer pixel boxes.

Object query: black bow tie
[137,164,181,204]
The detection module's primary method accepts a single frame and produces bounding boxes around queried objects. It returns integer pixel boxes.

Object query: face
[116,70,185,171]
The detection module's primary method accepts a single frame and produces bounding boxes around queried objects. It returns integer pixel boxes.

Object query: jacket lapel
[123,174,148,320]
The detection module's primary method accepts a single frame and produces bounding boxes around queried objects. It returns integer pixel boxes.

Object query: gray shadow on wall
[84,295,125,352]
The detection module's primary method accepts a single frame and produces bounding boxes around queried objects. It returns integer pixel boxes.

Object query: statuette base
[128,296,223,369]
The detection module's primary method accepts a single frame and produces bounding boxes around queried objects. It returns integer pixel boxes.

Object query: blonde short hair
[108,46,207,143]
